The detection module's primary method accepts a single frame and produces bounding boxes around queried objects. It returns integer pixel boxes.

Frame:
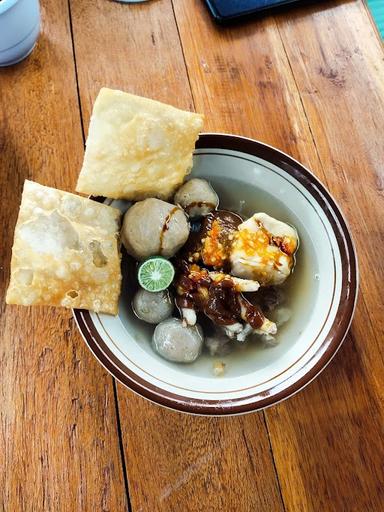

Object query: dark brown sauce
[202,210,243,239]
[173,208,267,331]
[186,201,216,213]
[179,209,242,269]
[174,262,256,327]
[272,235,292,255]
[239,295,264,329]
[159,206,180,255]
[204,279,241,326]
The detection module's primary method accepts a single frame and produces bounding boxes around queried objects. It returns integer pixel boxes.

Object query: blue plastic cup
[0,0,40,67]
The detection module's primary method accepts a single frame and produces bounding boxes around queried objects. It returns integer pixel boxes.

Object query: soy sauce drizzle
[159,207,180,255]
[186,201,216,213]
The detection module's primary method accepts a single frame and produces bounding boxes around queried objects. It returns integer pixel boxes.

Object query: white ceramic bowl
[74,134,358,415]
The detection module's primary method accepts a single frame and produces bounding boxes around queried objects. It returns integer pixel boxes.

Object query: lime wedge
[138,257,175,292]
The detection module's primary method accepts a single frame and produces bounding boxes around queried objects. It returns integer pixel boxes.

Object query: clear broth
[119,176,318,378]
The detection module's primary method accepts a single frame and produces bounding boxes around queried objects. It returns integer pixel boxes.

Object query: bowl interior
[89,147,342,401]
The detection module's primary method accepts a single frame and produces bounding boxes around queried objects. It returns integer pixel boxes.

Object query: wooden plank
[69,1,284,510]
[0,1,128,510]
[173,0,384,510]
[266,1,384,510]
[117,396,283,511]
[172,0,323,172]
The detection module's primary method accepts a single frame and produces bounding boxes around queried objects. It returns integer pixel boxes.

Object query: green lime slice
[138,257,175,292]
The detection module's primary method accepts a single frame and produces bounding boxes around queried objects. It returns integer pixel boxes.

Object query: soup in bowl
[74,133,358,415]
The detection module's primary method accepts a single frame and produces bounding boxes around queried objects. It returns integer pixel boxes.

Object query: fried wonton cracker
[76,88,204,200]
[6,180,122,314]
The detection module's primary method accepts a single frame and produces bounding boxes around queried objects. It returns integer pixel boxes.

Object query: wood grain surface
[0,1,128,511]
[268,2,384,510]
[1,0,383,510]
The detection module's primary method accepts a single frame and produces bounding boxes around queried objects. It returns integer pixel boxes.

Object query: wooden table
[1,1,383,510]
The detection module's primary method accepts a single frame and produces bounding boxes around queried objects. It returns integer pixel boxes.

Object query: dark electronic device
[204,0,301,23]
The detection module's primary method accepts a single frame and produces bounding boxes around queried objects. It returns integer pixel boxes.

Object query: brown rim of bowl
[73,133,358,416]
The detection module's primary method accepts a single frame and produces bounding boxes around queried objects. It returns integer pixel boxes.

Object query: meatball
[122,198,189,260]
[174,179,219,218]
[132,289,174,324]
[152,318,203,363]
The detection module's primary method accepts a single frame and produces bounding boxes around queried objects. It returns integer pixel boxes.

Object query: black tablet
[204,0,300,23]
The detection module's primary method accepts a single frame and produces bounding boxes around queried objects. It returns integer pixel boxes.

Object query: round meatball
[122,198,189,260]
[174,179,219,218]
[132,289,174,324]
[152,318,203,363]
